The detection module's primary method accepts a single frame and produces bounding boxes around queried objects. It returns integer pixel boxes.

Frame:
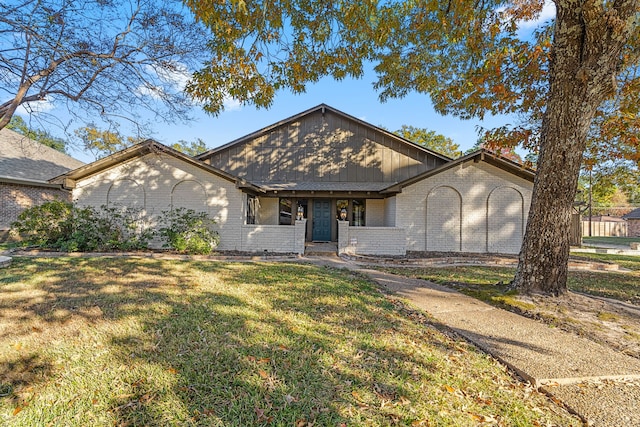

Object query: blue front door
[312,200,332,241]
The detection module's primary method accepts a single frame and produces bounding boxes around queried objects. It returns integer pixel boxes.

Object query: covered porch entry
[273,196,368,242]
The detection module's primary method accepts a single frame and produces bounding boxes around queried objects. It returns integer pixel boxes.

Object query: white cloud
[136,62,192,100]
[518,1,556,30]
[16,96,55,115]
[223,96,242,111]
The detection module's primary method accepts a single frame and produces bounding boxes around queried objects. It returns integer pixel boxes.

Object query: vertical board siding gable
[203,109,447,185]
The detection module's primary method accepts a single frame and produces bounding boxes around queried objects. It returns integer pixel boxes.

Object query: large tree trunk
[513,0,637,295]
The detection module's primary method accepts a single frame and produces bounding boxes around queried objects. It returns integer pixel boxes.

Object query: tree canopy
[185,0,639,295]
[75,125,207,160]
[394,125,462,158]
[6,115,67,153]
[170,138,208,157]
[0,0,209,133]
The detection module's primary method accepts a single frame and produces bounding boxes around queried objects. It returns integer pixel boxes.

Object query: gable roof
[197,103,453,162]
[380,149,536,194]
[197,104,453,192]
[623,207,640,220]
[0,127,84,183]
[49,139,264,193]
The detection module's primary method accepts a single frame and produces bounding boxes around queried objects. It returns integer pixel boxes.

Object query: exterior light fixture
[340,207,347,221]
[296,205,304,220]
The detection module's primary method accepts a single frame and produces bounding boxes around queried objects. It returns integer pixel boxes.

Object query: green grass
[0,242,13,251]
[381,253,640,305]
[582,236,640,246]
[570,251,640,271]
[0,257,578,426]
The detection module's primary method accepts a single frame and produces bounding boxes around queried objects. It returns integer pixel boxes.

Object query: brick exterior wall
[337,220,406,256]
[0,182,71,231]
[365,199,385,226]
[628,219,640,237]
[72,153,246,251]
[384,197,396,227]
[395,162,533,255]
[241,220,306,254]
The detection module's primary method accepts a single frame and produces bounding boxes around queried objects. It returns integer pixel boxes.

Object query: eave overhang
[49,140,265,194]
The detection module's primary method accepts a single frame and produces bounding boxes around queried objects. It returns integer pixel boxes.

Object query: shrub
[11,200,74,247]
[157,208,219,254]
[65,204,153,252]
[11,202,152,251]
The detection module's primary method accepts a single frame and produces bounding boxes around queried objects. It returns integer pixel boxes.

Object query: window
[247,195,258,224]
[279,198,293,225]
[336,199,366,226]
[352,199,365,226]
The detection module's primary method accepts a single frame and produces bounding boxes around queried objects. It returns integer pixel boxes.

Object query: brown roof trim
[380,149,535,194]
[49,140,265,193]
[196,103,453,162]
[0,175,69,190]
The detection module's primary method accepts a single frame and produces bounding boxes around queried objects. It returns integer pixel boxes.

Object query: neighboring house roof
[50,139,264,193]
[0,128,84,184]
[380,149,536,194]
[623,208,640,220]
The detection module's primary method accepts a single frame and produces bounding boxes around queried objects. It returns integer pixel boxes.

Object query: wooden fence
[581,220,628,237]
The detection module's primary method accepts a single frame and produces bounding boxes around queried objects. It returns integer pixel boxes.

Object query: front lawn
[0,257,577,426]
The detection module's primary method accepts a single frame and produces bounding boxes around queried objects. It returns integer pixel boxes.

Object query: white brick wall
[395,162,532,254]
[72,153,245,251]
[366,199,385,226]
[338,221,406,256]
[425,186,461,251]
[241,220,306,254]
[384,196,396,227]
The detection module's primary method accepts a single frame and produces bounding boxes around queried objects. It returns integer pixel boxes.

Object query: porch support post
[337,220,350,255]
[294,219,307,255]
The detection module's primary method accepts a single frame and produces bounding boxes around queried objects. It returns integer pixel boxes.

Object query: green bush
[11,202,152,251]
[66,204,153,252]
[157,208,219,254]
[10,200,73,247]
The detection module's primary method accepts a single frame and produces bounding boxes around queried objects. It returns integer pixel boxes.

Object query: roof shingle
[0,128,84,182]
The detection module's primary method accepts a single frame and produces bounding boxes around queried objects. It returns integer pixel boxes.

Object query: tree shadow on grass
[101,262,475,426]
[0,258,528,426]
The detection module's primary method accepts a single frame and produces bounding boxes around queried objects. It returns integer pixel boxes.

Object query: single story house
[51,104,535,256]
[0,128,84,238]
[623,208,640,237]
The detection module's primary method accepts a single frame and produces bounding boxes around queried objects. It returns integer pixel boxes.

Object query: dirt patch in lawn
[512,291,640,359]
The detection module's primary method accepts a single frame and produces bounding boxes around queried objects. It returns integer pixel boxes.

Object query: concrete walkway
[307,255,640,426]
